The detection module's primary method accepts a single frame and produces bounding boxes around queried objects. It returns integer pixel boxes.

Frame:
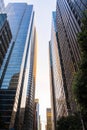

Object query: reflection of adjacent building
[0,13,12,68]
[46,108,52,130]
[50,0,87,129]
[0,3,37,130]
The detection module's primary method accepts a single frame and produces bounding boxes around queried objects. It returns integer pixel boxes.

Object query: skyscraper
[0,3,37,130]
[50,0,87,128]
[39,116,42,130]
[46,108,52,130]
[34,99,39,130]
[56,0,87,113]
[49,12,67,130]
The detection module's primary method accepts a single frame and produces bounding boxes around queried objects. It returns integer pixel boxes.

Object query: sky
[5,0,56,129]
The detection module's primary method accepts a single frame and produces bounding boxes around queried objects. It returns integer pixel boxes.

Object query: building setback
[50,0,87,128]
[0,3,37,130]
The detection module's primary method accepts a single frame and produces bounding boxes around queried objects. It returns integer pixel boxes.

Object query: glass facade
[55,0,87,114]
[33,99,39,130]
[0,3,37,130]
[50,0,87,125]
[67,0,87,26]
[49,41,56,130]
[49,12,67,129]
[0,14,12,68]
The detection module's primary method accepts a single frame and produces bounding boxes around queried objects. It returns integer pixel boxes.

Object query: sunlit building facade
[49,12,67,130]
[39,116,42,130]
[0,3,37,130]
[46,108,52,130]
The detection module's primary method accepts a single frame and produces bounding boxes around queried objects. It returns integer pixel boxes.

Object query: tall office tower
[46,108,52,130]
[0,14,12,68]
[39,116,42,130]
[33,99,39,130]
[56,0,87,113]
[50,0,87,128]
[0,3,37,130]
[49,12,67,130]
[0,0,4,12]
[45,125,47,130]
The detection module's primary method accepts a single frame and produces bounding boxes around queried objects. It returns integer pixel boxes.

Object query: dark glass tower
[56,0,87,113]
[0,3,37,130]
[50,0,87,127]
[67,0,87,26]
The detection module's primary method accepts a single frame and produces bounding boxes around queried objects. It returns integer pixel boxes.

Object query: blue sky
[5,0,56,129]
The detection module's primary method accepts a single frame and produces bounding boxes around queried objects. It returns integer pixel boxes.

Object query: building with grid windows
[50,0,87,129]
[46,108,52,130]
[33,99,39,130]
[49,12,67,130]
[0,14,12,68]
[56,0,87,114]
[0,3,37,130]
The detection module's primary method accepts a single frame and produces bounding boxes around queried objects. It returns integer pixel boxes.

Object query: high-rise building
[33,99,39,130]
[49,12,67,130]
[46,108,52,130]
[0,3,37,130]
[0,0,4,12]
[0,14,12,68]
[45,124,47,130]
[56,0,87,113]
[50,0,87,128]
[39,116,42,130]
